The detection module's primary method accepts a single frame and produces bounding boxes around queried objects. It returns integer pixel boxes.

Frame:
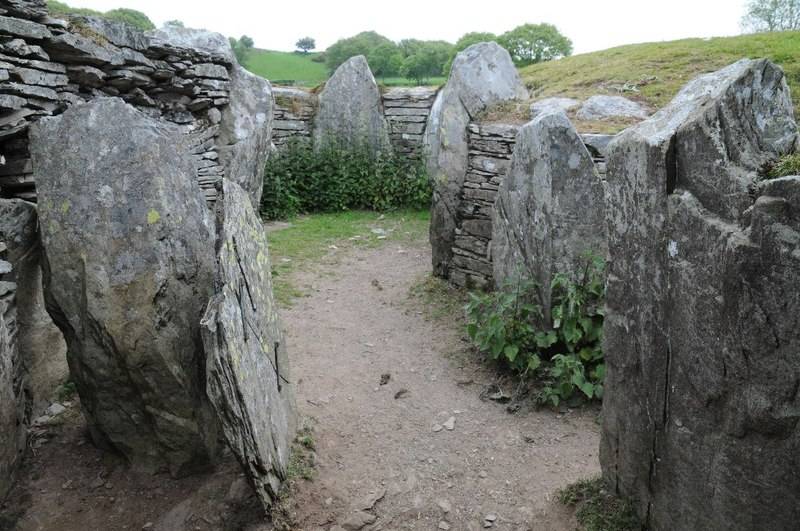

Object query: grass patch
[408,273,467,321]
[521,31,800,117]
[378,76,446,87]
[267,209,430,306]
[557,477,641,531]
[245,49,328,87]
[765,152,800,178]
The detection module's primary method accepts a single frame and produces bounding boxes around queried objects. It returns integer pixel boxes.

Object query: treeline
[321,23,573,84]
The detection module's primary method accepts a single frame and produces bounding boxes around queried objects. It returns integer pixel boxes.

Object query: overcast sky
[67,0,748,54]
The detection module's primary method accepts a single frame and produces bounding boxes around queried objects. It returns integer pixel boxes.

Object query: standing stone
[492,110,605,317]
[218,63,274,208]
[425,42,527,278]
[201,179,296,512]
[0,260,22,501]
[0,199,67,413]
[601,59,799,531]
[30,98,219,476]
[313,55,390,151]
[575,94,649,121]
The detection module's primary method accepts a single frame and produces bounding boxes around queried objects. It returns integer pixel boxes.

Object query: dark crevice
[665,134,678,195]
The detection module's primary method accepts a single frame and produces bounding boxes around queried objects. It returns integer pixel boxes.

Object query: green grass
[557,477,641,531]
[245,49,328,87]
[521,31,800,116]
[266,209,430,306]
[766,153,800,178]
[378,76,446,87]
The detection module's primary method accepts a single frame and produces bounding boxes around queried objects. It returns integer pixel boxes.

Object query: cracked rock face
[313,55,390,151]
[492,110,605,318]
[425,42,527,278]
[30,98,219,476]
[600,59,800,531]
[201,179,296,512]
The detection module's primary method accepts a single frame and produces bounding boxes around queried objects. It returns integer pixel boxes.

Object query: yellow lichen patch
[60,200,71,214]
[147,209,161,225]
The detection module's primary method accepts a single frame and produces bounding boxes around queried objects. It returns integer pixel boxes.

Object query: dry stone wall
[0,0,273,205]
[272,86,316,148]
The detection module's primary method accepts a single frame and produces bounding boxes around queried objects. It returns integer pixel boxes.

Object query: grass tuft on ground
[266,209,430,306]
[557,477,641,531]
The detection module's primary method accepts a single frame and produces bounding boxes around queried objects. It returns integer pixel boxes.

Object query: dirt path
[280,240,600,531]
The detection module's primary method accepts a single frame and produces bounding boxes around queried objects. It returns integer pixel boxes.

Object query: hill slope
[245,49,328,87]
[521,31,800,113]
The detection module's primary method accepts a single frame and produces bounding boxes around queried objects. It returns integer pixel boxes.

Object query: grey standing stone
[530,97,579,117]
[218,63,273,208]
[601,59,799,531]
[201,179,296,512]
[30,98,219,476]
[313,55,390,151]
[0,263,22,501]
[425,42,527,278]
[0,199,67,414]
[492,110,605,318]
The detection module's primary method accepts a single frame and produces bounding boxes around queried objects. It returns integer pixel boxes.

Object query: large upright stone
[0,199,67,412]
[30,98,219,476]
[218,63,274,208]
[201,179,296,512]
[425,42,527,278]
[313,55,390,151]
[492,110,605,317]
[0,260,22,501]
[601,59,799,531]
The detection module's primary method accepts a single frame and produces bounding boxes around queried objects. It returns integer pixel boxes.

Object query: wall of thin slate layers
[448,121,612,289]
[271,85,437,156]
[0,0,236,203]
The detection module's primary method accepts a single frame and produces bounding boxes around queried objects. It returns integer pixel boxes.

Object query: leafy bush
[557,477,641,531]
[766,152,800,178]
[261,139,431,220]
[466,255,605,406]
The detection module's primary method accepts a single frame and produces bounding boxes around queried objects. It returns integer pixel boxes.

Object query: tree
[400,41,454,84]
[742,0,800,31]
[103,8,155,31]
[295,37,316,53]
[324,31,396,73]
[498,23,572,66]
[444,31,497,74]
[369,43,403,78]
[230,35,254,66]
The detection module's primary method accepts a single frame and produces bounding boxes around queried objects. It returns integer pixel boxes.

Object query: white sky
[66,0,749,54]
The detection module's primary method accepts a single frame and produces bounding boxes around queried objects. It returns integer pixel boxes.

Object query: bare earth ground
[0,233,600,531]
[279,240,600,531]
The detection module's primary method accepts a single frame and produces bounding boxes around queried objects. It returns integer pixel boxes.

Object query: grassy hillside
[245,49,446,88]
[245,49,329,87]
[521,31,800,114]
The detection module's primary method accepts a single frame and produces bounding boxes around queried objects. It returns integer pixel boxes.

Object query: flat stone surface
[576,94,649,121]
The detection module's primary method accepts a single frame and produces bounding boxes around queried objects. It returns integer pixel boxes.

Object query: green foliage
[324,31,396,73]
[766,152,800,178]
[164,19,184,28]
[230,35,254,65]
[103,8,154,31]
[47,0,102,17]
[444,31,498,74]
[465,255,605,406]
[558,477,641,531]
[295,36,316,53]
[47,1,154,31]
[261,139,431,220]
[498,23,573,66]
[56,380,77,402]
[399,40,453,84]
[742,0,800,32]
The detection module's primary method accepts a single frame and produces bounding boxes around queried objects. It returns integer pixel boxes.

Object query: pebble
[438,521,451,530]
[437,499,452,513]
[45,403,67,417]
[142,523,154,530]
[432,423,443,433]
[479,471,488,478]
[443,416,455,430]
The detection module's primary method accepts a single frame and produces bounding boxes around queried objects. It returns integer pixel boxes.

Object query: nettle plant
[466,254,606,406]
